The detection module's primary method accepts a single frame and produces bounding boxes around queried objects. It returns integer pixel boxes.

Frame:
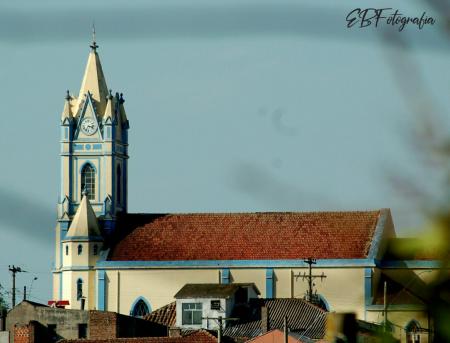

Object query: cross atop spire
[90,22,99,51]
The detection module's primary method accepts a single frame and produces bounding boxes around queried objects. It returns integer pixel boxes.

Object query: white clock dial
[81,118,97,135]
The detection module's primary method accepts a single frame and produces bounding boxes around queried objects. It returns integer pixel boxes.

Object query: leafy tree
[0,283,8,312]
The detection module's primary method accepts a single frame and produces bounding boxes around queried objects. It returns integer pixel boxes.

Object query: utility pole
[383,281,387,332]
[23,286,26,301]
[294,258,327,305]
[8,265,26,308]
[283,316,288,343]
[203,315,238,343]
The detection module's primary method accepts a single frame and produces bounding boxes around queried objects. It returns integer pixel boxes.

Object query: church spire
[61,90,73,122]
[66,192,102,239]
[78,31,108,116]
[103,89,116,122]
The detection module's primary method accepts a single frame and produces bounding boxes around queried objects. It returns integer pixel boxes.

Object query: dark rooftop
[174,283,260,299]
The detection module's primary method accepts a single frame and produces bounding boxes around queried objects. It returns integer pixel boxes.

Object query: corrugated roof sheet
[223,298,327,340]
[174,283,260,299]
[108,211,382,261]
[145,298,326,341]
[144,302,177,327]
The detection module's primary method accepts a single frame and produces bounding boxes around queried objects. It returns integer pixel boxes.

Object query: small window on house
[182,303,202,325]
[93,244,98,255]
[406,320,421,343]
[78,244,83,255]
[76,279,83,300]
[78,324,87,339]
[65,245,69,256]
[211,300,221,310]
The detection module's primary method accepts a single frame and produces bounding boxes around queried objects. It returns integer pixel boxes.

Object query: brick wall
[13,323,34,343]
[89,311,118,339]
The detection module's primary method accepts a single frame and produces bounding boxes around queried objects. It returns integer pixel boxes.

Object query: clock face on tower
[80,118,97,135]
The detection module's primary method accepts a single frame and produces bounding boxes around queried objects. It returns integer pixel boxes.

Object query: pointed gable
[66,194,102,239]
[61,91,75,123]
[78,50,108,116]
[103,91,116,123]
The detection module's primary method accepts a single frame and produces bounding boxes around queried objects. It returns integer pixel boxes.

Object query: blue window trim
[129,296,152,316]
[221,269,230,284]
[97,270,106,311]
[317,294,330,311]
[79,161,97,174]
[266,268,274,298]
[76,278,83,300]
[364,267,372,320]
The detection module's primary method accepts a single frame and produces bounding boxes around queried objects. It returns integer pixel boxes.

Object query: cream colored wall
[231,267,365,318]
[230,269,266,296]
[105,269,219,315]
[366,310,429,343]
[61,270,97,310]
[62,242,100,267]
[52,272,61,301]
[104,267,366,320]
[289,268,365,318]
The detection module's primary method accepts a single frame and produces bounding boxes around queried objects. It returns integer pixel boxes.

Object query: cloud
[229,161,334,210]
[0,4,447,51]
[0,188,54,246]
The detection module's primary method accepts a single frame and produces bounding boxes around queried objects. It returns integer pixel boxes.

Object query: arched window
[406,320,421,343]
[81,164,95,200]
[116,165,121,205]
[76,279,83,300]
[317,294,330,311]
[131,298,151,317]
[93,244,98,255]
[78,244,83,255]
[65,245,69,256]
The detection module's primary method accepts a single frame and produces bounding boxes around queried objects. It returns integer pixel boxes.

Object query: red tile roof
[144,302,176,327]
[60,330,218,343]
[109,211,382,261]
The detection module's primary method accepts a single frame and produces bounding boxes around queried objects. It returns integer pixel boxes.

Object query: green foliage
[0,283,8,311]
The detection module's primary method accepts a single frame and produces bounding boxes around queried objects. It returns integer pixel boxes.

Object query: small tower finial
[65,90,71,101]
[82,188,88,197]
[90,22,99,51]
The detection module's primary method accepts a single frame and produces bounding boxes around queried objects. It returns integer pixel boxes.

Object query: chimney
[261,306,269,333]
[0,309,7,331]
[169,327,182,337]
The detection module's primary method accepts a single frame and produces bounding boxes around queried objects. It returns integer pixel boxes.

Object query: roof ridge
[126,209,384,216]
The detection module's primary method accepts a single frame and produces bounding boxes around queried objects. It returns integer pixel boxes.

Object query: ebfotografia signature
[346,8,435,31]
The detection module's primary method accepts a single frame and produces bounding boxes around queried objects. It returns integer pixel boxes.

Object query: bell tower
[53,36,129,304]
[59,37,129,227]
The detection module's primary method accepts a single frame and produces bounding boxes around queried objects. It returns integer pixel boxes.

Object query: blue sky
[0,0,449,306]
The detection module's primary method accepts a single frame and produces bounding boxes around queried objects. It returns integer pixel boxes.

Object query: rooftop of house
[174,283,260,299]
[107,209,389,261]
[144,302,177,327]
[145,298,326,341]
[59,330,223,343]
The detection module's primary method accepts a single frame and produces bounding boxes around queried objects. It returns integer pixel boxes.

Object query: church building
[52,39,436,342]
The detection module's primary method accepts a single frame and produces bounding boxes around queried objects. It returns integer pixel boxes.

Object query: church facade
[52,41,435,342]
